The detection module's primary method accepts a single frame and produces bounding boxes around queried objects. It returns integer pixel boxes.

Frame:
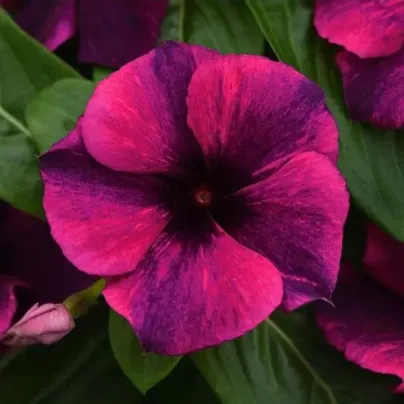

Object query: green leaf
[0,133,43,217]
[26,78,95,153]
[244,0,404,240]
[93,67,115,83]
[160,0,265,54]
[0,9,79,121]
[0,305,144,404]
[109,310,182,394]
[0,8,79,216]
[191,309,398,404]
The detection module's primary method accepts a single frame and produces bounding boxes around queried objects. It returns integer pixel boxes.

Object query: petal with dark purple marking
[81,42,218,181]
[13,0,76,50]
[78,0,169,67]
[103,211,283,355]
[212,152,348,310]
[314,0,404,58]
[364,223,404,298]
[186,54,338,192]
[40,126,176,277]
[0,276,18,336]
[0,205,94,304]
[337,49,404,128]
[317,264,404,393]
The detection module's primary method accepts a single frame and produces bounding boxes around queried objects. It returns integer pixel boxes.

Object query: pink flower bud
[1,303,74,346]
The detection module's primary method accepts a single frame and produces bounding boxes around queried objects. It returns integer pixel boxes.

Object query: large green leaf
[160,0,264,54]
[191,309,398,404]
[244,0,404,240]
[26,78,95,153]
[0,8,79,216]
[109,310,182,394]
[0,134,43,216]
[0,305,143,404]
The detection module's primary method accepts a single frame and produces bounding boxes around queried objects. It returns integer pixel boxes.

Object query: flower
[40,41,349,355]
[1,0,169,68]
[316,223,404,393]
[1,303,74,346]
[314,0,404,128]
[0,202,93,341]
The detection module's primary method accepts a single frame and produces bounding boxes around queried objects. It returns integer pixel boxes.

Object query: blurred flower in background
[0,0,169,67]
[0,202,93,345]
[314,0,404,128]
[317,224,404,393]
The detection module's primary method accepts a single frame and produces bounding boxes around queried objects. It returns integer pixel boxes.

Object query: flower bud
[1,303,74,346]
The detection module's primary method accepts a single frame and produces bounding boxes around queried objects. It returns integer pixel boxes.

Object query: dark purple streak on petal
[104,211,283,355]
[81,42,218,183]
[337,49,404,128]
[40,125,178,277]
[213,152,348,310]
[186,54,338,193]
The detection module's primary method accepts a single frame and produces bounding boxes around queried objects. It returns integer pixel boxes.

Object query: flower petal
[186,54,338,193]
[0,204,94,303]
[40,126,176,277]
[316,264,404,393]
[78,0,169,67]
[364,223,404,298]
[2,303,74,346]
[12,0,76,50]
[336,49,404,128]
[212,152,349,310]
[314,0,404,58]
[0,276,18,336]
[103,211,283,355]
[81,41,218,181]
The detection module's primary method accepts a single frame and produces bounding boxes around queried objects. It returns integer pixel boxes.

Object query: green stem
[0,105,30,136]
[265,319,338,404]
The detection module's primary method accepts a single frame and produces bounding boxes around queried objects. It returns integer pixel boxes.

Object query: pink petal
[40,125,176,277]
[364,223,404,299]
[103,212,283,355]
[212,152,348,310]
[81,41,219,181]
[2,303,74,346]
[314,0,404,58]
[12,0,76,50]
[0,276,19,337]
[78,0,169,67]
[317,264,404,393]
[336,49,404,128]
[186,54,338,193]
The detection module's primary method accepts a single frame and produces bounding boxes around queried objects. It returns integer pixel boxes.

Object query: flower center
[193,186,214,208]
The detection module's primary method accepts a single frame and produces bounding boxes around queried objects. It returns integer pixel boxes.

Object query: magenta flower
[0,0,168,68]
[317,224,404,393]
[314,0,404,128]
[0,202,93,339]
[40,41,349,355]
